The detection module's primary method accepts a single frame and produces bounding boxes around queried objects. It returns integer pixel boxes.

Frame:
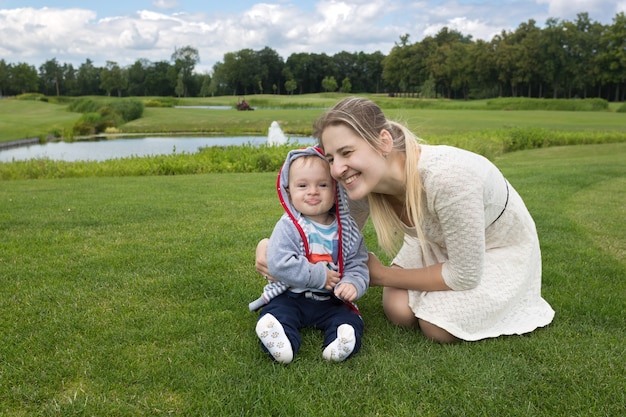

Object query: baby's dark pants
[258,291,364,358]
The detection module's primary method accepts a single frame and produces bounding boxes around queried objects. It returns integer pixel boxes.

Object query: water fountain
[267,121,288,146]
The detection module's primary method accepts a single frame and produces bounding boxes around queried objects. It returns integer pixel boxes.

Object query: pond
[0,135,315,163]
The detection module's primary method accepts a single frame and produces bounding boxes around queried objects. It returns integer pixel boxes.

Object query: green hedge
[485,97,609,111]
[68,98,144,135]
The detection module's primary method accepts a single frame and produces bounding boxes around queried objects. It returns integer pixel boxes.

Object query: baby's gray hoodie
[249,146,369,311]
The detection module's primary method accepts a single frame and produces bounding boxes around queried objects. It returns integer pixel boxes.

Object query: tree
[11,62,38,94]
[330,51,357,86]
[127,59,151,96]
[0,59,9,96]
[354,51,384,93]
[566,13,605,98]
[467,40,498,98]
[39,58,61,96]
[213,49,258,95]
[420,75,436,98]
[255,47,284,94]
[199,74,212,97]
[100,61,126,97]
[175,71,185,97]
[447,42,472,99]
[341,77,352,93]
[382,35,429,95]
[171,46,200,97]
[285,52,331,94]
[492,31,519,96]
[598,12,626,101]
[426,27,473,98]
[511,20,543,97]
[144,61,175,96]
[382,34,414,94]
[541,18,569,98]
[322,76,338,92]
[62,63,78,96]
[284,79,297,95]
[77,59,100,95]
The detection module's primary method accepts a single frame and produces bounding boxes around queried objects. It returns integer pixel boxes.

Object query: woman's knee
[382,287,419,327]
[418,319,459,344]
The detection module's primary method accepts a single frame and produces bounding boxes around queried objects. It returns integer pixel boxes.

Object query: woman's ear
[379,129,394,154]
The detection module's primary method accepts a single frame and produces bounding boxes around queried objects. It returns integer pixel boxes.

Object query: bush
[143,98,179,108]
[616,103,626,113]
[107,99,144,122]
[501,127,547,152]
[485,97,609,111]
[16,93,46,101]
[69,98,144,135]
[68,97,101,113]
[73,112,102,136]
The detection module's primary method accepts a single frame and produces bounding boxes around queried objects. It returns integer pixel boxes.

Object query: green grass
[1,143,624,416]
[2,94,626,142]
[0,99,80,141]
[120,105,626,139]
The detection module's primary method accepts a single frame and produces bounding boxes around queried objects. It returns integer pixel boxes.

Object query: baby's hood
[276,147,358,275]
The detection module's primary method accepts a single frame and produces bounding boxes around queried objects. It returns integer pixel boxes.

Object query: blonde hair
[314,97,426,256]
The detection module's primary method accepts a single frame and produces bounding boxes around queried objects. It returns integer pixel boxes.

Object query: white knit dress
[392,145,554,341]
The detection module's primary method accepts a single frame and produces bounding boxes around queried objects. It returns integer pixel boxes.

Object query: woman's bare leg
[382,287,419,327]
[382,286,458,343]
[418,319,459,344]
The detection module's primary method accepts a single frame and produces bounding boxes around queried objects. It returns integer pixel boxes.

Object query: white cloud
[424,16,500,41]
[0,1,622,74]
[118,23,160,50]
[152,0,180,10]
[536,0,622,21]
[0,7,97,60]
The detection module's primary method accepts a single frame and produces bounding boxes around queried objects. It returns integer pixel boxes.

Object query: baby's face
[287,157,335,222]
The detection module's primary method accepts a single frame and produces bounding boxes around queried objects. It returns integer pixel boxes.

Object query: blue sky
[1,0,624,73]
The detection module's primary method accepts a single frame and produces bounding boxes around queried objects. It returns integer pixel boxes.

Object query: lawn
[2,94,626,142]
[1,142,624,416]
[0,99,80,142]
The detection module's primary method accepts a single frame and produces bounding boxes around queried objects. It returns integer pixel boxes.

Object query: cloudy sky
[1,0,624,74]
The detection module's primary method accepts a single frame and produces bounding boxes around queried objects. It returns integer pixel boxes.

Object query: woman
[256,97,554,343]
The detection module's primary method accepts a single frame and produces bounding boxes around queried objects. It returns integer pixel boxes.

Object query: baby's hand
[334,283,357,302]
[324,269,341,290]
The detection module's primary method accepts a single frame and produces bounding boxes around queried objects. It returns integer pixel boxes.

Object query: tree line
[0,12,624,101]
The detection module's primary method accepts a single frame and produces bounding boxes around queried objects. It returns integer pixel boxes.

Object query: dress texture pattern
[393,145,555,341]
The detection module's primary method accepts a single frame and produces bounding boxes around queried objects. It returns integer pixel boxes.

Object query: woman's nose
[330,160,344,180]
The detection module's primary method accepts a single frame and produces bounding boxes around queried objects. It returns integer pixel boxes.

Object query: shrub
[616,103,626,113]
[107,99,144,122]
[68,97,100,113]
[485,97,609,111]
[501,127,547,152]
[69,98,144,135]
[16,93,46,101]
[143,98,179,108]
[72,112,101,136]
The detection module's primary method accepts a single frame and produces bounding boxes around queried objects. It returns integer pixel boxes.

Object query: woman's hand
[367,252,387,287]
[255,238,277,281]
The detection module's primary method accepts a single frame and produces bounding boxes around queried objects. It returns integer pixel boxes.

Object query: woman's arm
[367,253,451,292]
[255,238,272,278]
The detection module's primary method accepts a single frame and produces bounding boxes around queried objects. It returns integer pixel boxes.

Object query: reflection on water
[0,136,315,163]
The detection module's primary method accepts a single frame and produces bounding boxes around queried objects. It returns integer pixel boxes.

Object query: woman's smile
[344,173,360,185]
